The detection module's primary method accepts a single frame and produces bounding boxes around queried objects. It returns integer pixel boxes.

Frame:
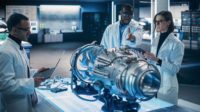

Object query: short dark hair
[120,4,133,15]
[153,11,174,33]
[7,13,29,32]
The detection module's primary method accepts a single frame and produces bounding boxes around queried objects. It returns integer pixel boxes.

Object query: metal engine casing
[70,43,161,102]
[92,48,161,101]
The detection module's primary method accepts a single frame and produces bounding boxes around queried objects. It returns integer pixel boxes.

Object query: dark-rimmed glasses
[155,20,165,24]
[121,13,132,17]
[16,27,30,32]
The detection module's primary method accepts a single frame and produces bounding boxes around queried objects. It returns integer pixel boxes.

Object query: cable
[70,76,101,102]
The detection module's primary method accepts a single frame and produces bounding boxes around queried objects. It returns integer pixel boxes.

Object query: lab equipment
[70,42,160,112]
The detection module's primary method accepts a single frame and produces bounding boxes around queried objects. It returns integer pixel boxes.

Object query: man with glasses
[101,4,143,49]
[0,13,47,112]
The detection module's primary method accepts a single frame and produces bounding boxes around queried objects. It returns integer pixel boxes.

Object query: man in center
[101,4,143,49]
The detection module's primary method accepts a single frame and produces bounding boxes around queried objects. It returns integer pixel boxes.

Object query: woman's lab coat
[151,33,184,104]
[0,38,35,112]
[100,19,143,49]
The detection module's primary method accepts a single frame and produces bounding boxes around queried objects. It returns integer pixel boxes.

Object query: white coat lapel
[115,22,120,47]
[8,38,29,75]
[152,33,160,55]
[21,49,30,66]
[157,33,173,57]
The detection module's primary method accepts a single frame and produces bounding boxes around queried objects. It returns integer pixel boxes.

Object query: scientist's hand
[127,27,136,41]
[34,77,45,87]
[144,52,159,62]
[37,67,49,73]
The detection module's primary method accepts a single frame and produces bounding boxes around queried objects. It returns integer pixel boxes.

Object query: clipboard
[34,59,60,79]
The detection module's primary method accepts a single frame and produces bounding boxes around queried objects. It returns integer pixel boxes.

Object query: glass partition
[39,5,82,33]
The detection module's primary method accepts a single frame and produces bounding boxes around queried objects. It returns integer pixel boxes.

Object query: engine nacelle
[70,43,160,102]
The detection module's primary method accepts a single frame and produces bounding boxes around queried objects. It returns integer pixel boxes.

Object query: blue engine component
[70,42,161,112]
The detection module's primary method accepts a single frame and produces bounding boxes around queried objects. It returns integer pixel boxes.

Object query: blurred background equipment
[70,43,161,112]
[0,19,8,41]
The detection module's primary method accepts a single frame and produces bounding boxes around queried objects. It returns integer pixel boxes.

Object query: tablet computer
[34,59,60,79]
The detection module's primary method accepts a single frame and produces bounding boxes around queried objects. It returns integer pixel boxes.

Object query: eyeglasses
[16,27,30,32]
[155,20,165,24]
[121,13,132,17]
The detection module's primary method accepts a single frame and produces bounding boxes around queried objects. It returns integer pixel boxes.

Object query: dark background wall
[0,1,112,44]
[0,6,5,19]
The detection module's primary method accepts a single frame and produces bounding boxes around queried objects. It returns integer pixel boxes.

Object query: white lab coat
[0,38,36,112]
[151,33,184,105]
[100,19,143,49]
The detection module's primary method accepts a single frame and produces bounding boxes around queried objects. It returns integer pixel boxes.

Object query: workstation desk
[35,80,198,112]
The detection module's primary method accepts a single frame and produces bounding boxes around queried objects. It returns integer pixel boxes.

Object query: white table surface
[36,80,173,112]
